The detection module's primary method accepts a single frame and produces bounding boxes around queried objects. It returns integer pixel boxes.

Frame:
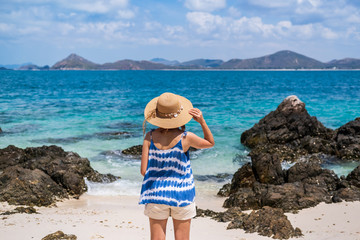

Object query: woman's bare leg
[149,218,168,240]
[173,219,191,240]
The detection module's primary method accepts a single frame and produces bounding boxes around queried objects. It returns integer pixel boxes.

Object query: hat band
[156,105,183,119]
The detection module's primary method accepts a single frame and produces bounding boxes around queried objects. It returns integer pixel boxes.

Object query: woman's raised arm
[186,108,215,149]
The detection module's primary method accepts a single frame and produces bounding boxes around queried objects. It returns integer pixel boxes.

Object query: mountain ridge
[11,51,360,70]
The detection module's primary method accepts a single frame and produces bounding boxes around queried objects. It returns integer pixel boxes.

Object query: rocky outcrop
[250,151,285,184]
[196,206,302,239]
[334,117,360,159]
[241,95,360,162]
[122,145,142,156]
[217,163,256,197]
[221,96,360,212]
[346,165,360,188]
[241,95,335,162]
[228,207,302,239]
[0,166,67,206]
[42,231,77,240]
[0,145,119,206]
[222,159,360,211]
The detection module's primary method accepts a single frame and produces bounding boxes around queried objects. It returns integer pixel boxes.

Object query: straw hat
[144,92,193,129]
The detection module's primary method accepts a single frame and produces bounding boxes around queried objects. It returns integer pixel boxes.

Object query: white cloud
[346,14,360,23]
[186,12,226,34]
[184,0,226,12]
[63,0,129,13]
[117,9,135,19]
[275,21,315,39]
[0,23,13,32]
[144,21,163,31]
[320,27,337,39]
[346,26,360,40]
[231,17,275,37]
[57,23,75,35]
[186,11,342,42]
[228,6,241,18]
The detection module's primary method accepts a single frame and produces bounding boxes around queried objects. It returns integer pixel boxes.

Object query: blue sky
[1,0,360,65]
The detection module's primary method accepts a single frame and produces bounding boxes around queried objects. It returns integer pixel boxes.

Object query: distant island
[2,50,360,70]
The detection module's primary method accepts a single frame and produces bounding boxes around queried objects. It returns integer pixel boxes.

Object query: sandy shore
[1,194,360,240]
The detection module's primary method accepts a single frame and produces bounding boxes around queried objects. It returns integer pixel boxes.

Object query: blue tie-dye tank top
[139,131,195,207]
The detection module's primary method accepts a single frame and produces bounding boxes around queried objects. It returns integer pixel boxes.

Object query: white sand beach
[1,194,360,240]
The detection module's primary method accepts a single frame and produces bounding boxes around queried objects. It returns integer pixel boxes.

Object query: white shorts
[144,202,196,220]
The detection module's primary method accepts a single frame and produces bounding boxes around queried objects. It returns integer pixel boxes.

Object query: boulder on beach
[221,95,360,212]
[228,206,302,239]
[196,206,302,239]
[42,231,77,240]
[220,159,360,211]
[0,145,119,206]
[0,166,67,206]
[241,95,335,161]
[1,206,38,215]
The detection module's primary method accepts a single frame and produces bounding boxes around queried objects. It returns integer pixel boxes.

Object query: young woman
[139,92,214,240]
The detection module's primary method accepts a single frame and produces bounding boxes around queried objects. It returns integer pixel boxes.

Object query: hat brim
[144,94,193,129]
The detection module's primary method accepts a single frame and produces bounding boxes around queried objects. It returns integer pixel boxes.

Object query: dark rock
[223,185,262,210]
[196,206,302,239]
[42,231,77,240]
[195,208,218,218]
[0,145,26,170]
[301,168,339,192]
[221,95,360,217]
[0,145,119,206]
[346,165,360,188]
[0,127,2,133]
[19,145,108,195]
[334,117,360,159]
[300,136,335,155]
[217,183,231,197]
[213,207,246,222]
[227,206,302,239]
[230,163,256,190]
[241,95,334,161]
[122,145,142,156]
[0,206,37,215]
[223,162,342,211]
[0,166,67,206]
[335,186,360,201]
[332,195,342,203]
[286,162,324,183]
[250,151,284,184]
[14,206,37,214]
[86,172,120,183]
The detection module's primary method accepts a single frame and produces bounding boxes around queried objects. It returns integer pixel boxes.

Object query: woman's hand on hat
[189,108,205,124]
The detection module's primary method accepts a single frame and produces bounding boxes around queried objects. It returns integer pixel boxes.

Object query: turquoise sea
[1,70,360,196]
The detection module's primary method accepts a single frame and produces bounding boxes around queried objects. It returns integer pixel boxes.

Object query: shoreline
[1,193,360,240]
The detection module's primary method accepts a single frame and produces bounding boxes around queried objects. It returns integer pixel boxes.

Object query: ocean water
[1,70,360,196]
